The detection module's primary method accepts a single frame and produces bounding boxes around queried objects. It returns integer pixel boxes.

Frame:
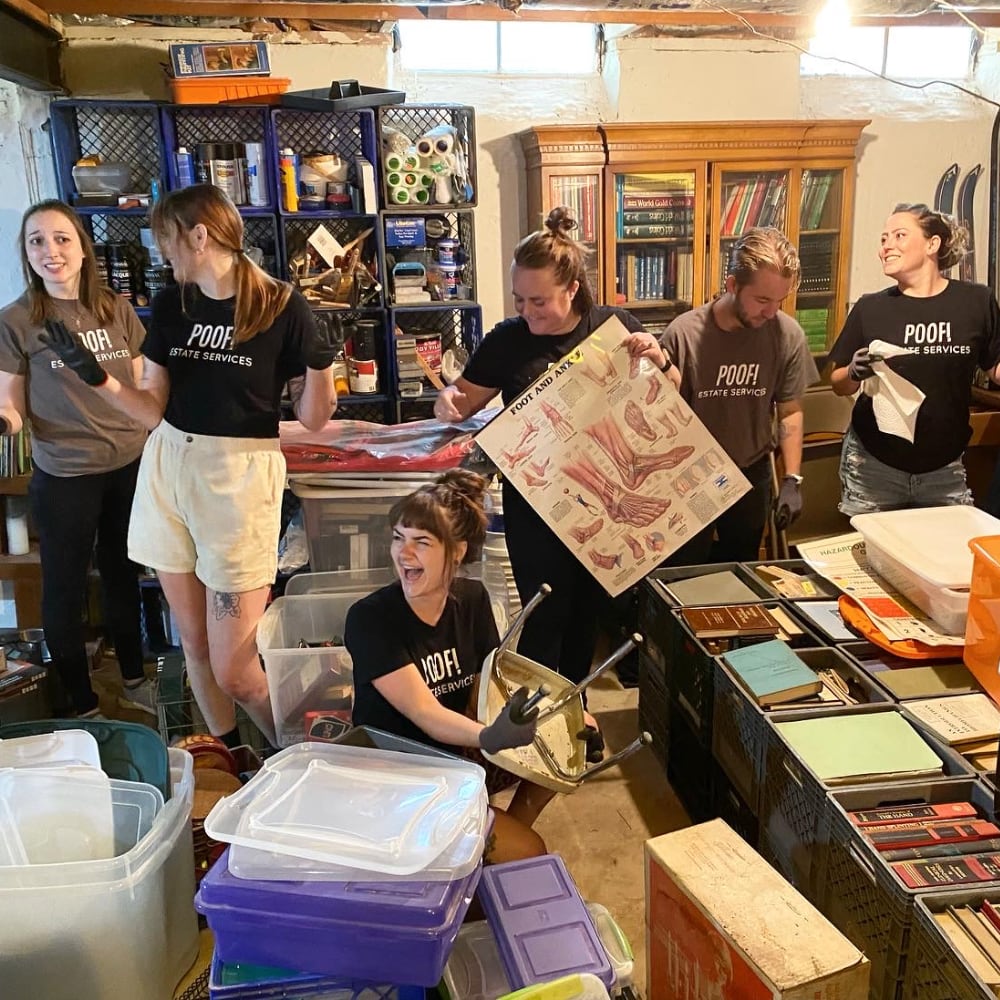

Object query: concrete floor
[96,656,690,998]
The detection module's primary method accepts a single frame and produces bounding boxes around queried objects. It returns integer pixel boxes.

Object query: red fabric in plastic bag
[279,411,498,473]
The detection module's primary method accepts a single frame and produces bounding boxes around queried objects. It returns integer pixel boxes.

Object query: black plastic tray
[280,81,406,112]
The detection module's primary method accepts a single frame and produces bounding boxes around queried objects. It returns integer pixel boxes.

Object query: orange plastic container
[964,535,1000,703]
[169,75,291,105]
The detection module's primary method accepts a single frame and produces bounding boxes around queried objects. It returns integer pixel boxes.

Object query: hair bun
[545,206,579,237]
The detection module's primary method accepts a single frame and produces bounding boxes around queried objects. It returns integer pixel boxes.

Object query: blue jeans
[838,426,972,517]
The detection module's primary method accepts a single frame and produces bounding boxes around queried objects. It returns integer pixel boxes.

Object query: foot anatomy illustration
[541,400,573,442]
[624,400,657,443]
[515,418,539,450]
[667,399,692,428]
[523,471,548,488]
[655,412,678,438]
[501,444,535,468]
[644,531,666,553]
[584,415,696,490]
[625,534,644,560]
[581,345,617,387]
[569,518,604,545]
[561,454,672,528]
[645,376,662,405]
[529,457,551,477]
[588,548,622,570]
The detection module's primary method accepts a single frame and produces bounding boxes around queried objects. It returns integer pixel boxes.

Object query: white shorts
[128,420,285,593]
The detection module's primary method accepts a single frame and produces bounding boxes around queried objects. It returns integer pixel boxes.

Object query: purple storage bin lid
[197,848,480,931]
[478,854,613,991]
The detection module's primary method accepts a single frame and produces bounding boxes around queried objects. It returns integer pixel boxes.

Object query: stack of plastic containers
[482,477,520,633]
[197,741,490,989]
[0,729,197,1000]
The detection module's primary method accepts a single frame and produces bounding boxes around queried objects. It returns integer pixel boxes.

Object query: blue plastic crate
[389,305,483,394]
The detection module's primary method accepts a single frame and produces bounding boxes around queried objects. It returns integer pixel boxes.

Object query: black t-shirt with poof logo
[345,578,499,752]
[143,284,311,437]
[828,281,1000,473]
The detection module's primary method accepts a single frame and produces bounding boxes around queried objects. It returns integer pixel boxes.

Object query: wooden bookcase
[520,119,870,352]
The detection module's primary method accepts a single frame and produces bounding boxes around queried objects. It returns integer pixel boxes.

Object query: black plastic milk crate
[270,107,377,215]
[389,305,483,390]
[638,646,669,772]
[671,600,823,744]
[384,209,476,305]
[712,644,893,817]
[280,215,384,305]
[49,99,168,206]
[759,704,976,904]
[667,698,715,823]
[647,561,772,609]
[906,888,1000,1000]
[376,104,477,210]
[162,104,276,209]
[839,639,974,706]
[331,399,395,424]
[712,760,759,848]
[823,778,998,1000]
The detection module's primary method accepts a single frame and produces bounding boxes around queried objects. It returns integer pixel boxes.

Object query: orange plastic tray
[169,75,290,105]
[838,595,962,661]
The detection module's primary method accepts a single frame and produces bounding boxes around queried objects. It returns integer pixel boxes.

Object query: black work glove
[773,475,803,531]
[41,319,108,387]
[479,686,538,754]
[302,315,341,371]
[847,347,878,383]
[577,725,605,764]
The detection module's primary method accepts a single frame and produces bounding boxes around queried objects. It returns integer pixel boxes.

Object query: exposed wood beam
[31,0,999,28]
[1,0,57,31]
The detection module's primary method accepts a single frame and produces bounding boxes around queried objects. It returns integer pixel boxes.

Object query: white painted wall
[0,80,57,304]
[2,24,998,330]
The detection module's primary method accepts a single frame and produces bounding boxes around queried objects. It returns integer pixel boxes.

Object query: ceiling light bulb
[813,0,852,48]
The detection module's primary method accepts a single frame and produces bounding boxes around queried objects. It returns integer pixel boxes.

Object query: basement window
[398,20,598,74]
[801,25,972,79]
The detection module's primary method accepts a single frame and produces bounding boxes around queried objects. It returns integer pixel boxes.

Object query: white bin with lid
[851,505,1000,634]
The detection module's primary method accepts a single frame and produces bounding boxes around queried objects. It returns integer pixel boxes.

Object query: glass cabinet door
[608,168,701,328]
[794,167,845,354]
[546,172,602,300]
[712,168,790,295]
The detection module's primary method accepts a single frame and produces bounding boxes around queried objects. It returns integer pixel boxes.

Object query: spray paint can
[279,148,299,213]
[245,142,268,207]
[175,147,195,188]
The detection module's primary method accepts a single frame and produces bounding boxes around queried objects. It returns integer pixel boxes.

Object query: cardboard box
[645,819,869,1000]
[169,41,270,78]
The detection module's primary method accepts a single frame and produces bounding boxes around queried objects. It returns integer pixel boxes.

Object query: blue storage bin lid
[197,848,481,932]
[478,855,613,991]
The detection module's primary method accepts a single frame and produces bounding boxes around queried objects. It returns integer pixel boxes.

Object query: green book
[775,712,945,784]
[661,570,760,606]
[723,639,822,707]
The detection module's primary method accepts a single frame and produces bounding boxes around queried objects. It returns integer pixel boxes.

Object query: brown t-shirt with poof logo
[0,293,147,476]
[662,302,819,468]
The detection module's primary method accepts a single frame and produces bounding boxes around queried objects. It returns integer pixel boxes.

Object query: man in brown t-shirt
[661,227,819,563]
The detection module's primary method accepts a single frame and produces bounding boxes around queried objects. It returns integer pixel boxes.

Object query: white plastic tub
[851,505,1000,634]
[0,750,197,1000]
[257,595,360,747]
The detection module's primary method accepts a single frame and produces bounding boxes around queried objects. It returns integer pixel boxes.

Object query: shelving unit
[48,98,483,424]
[520,120,869,351]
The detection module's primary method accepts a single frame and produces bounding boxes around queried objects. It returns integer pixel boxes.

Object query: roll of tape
[412,187,430,204]
[390,185,411,204]
[386,170,403,188]
[385,153,404,172]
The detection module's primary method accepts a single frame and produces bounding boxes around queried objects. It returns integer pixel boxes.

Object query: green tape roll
[386,171,403,188]
[412,188,430,204]
[390,186,410,204]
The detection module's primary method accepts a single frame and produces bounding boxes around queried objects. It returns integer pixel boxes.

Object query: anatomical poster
[475,315,750,597]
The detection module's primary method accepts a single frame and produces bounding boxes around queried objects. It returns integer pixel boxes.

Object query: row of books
[616,247,694,304]
[549,175,598,244]
[934,901,1000,991]
[800,169,838,230]
[719,174,788,237]
[797,308,830,352]
[848,798,1000,889]
[0,429,31,479]
[615,173,694,240]
[799,234,836,293]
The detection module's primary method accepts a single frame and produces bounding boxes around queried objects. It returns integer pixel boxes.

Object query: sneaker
[118,679,158,717]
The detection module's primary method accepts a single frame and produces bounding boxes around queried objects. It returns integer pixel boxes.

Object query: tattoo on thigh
[214,592,242,620]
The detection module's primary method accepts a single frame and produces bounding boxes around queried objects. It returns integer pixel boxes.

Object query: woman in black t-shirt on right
[433,208,670,696]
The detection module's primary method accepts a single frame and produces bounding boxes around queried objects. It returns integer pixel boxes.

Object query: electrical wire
[697,0,1000,110]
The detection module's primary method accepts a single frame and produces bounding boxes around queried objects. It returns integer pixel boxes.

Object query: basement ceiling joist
[23,0,1000,26]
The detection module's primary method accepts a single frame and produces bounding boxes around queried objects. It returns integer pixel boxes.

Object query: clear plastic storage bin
[0,751,197,1000]
[851,506,1000,634]
[257,594,360,746]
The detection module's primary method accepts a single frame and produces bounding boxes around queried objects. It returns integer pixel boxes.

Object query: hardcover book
[722,639,822,708]
[893,852,1000,888]
[850,801,978,827]
[866,820,1000,852]
[905,693,1000,747]
[680,604,780,640]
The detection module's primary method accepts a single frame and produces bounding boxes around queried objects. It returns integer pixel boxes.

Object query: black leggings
[503,484,609,685]
[29,460,145,714]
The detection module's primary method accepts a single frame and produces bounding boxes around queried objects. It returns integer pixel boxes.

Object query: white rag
[862,339,924,443]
